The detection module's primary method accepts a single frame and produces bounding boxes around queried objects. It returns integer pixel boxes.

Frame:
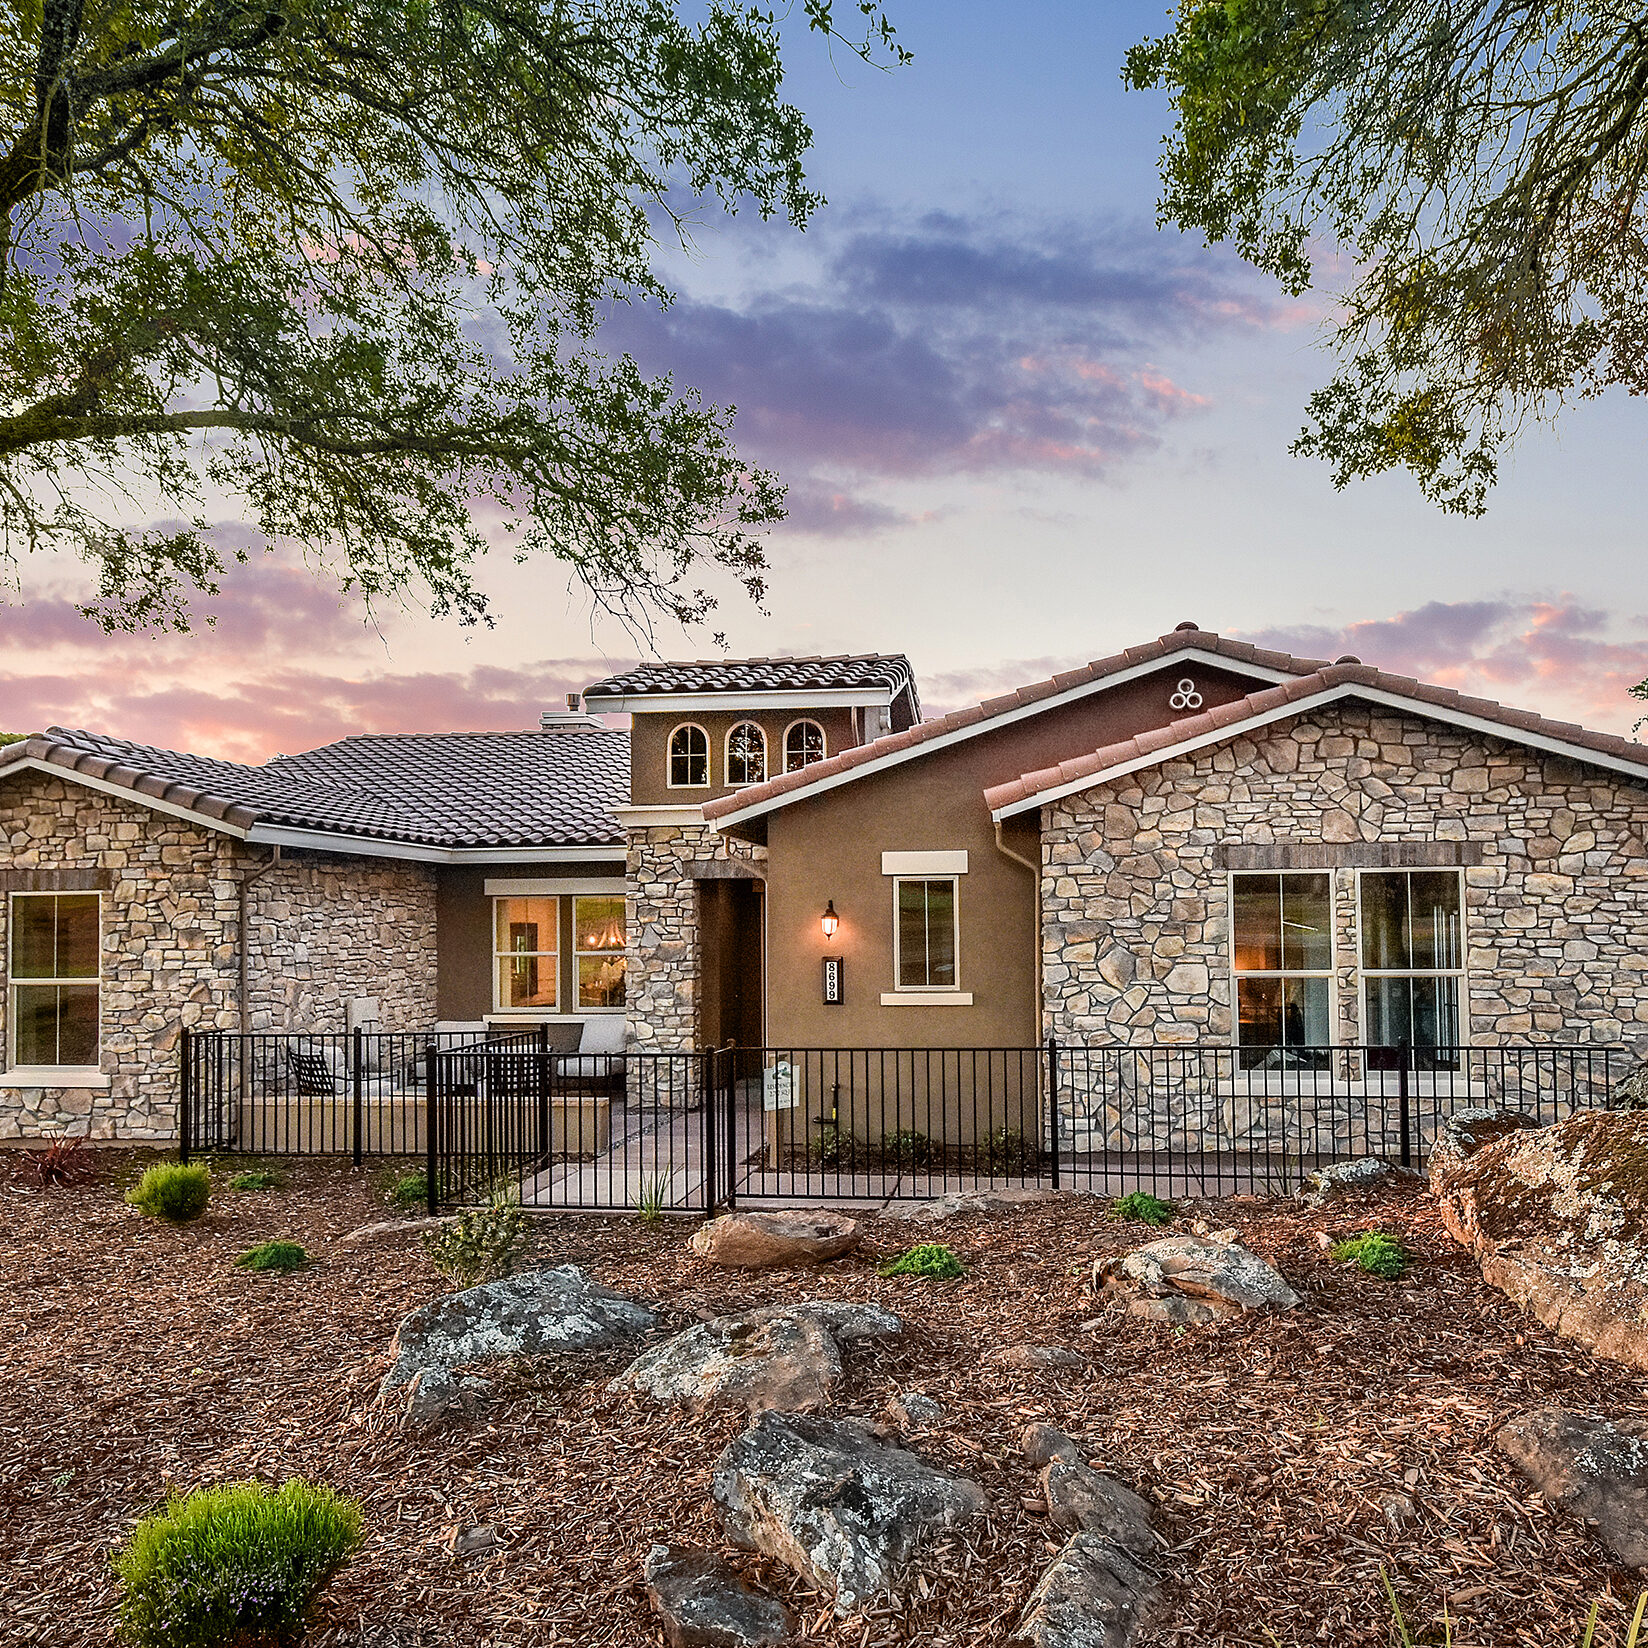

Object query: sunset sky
[5,0,1647,762]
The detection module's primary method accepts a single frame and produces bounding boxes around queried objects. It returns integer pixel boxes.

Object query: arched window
[668,723,709,788]
[725,721,766,787]
[784,720,826,772]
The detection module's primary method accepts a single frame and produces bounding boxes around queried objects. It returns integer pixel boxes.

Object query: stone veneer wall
[0,769,438,1140]
[1041,705,1648,1048]
[627,823,765,1052]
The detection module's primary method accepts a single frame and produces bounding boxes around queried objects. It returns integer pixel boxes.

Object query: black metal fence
[180,1034,1628,1210]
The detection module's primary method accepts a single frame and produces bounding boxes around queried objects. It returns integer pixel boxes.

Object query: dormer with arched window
[725,721,766,787]
[668,723,709,788]
[784,719,826,772]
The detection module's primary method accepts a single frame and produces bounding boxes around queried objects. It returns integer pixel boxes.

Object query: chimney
[539,691,605,731]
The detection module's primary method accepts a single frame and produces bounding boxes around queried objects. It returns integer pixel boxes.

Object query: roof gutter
[244,824,626,863]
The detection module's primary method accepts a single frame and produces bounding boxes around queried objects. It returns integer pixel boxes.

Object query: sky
[3,0,1646,762]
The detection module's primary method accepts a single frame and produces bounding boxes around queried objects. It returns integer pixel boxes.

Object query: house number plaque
[822,955,844,1005]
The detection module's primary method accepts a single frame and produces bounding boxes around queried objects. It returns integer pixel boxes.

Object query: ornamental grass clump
[125,1163,211,1223]
[235,1241,308,1274]
[1112,1191,1176,1227]
[1332,1229,1410,1280]
[113,1478,363,1648]
[878,1242,966,1280]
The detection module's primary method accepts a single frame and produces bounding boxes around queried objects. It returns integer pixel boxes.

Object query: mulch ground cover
[5,1149,1648,1648]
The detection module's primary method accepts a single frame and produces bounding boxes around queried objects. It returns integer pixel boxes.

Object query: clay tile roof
[0,725,630,850]
[702,626,1331,824]
[981,664,1648,815]
[582,652,918,711]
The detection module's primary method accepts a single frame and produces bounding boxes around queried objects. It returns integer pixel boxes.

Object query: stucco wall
[0,769,439,1140]
[1040,704,1648,1048]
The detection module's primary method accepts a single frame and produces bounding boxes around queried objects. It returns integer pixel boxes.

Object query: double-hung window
[10,892,101,1068]
[893,877,958,991]
[1359,870,1463,1067]
[574,896,627,1008]
[494,896,558,1011]
[1230,873,1333,1069]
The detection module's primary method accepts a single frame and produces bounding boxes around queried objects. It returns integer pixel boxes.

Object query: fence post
[722,1048,738,1211]
[1398,1041,1412,1169]
[351,1027,365,1167]
[424,1042,439,1215]
[701,1050,718,1213]
[1046,1037,1061,1191]
[179,1025,193,1163]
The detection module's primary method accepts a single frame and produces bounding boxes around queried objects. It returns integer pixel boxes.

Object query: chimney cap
[1174,620,1201,632]
[1334,653,1362,665]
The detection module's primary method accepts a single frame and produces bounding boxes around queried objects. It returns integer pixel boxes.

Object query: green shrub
[880,1128,932,1169]
[228,1171,280,1192]
[811,1121,855,1169]
[1112,1191,1175,1227]
[982,1127,1037,1172]
[126,1163,211,1223]
[878,1242,966,1280]
[113,1478,362,1648]
[387,1171,427,1209]
[423,1194,523,1284]
[235,1241,309,1274]
[1332,1229,1410,1280]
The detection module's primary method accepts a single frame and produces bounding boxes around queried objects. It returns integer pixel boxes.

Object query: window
[894,878,958,990]
[574,896,627,1008]
[784,720,826,772]
[726,721,766,787]
[9,892,100,1067]
[494,896,558,1010]
[1231,873,1333,1069]
[668,723,709,788]
[1360,870,1463,1065]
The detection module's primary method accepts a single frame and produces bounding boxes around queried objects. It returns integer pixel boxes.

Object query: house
[3,623,1646,1144]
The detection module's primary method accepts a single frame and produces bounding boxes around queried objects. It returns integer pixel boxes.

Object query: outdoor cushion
[578,1016,627,1055]
[558,1056,624,1080]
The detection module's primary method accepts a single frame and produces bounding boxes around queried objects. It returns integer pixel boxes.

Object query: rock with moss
[1433,1108,1648,1372]
[1301,1158,1421,1206]
[1496,1407,1648,1567]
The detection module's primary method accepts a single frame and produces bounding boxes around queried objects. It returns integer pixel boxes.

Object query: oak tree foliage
[1,0,904,632]
[1127,3,1648,514]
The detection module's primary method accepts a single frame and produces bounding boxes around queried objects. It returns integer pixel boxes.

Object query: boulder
[1301,1158,1422,1206]
[1095,1236,1300,1325]
[886,1187,1060,1223]
[642,1543,791,1647]
[1427,1107,1540,1177]
[1432,1109,1648,1371]
[1018,1531,1159,1648]
[379,1265,656,1422]
[1042,1463,1157,1549]
[992,1344,1088,1371]
[712,1412,988,1613]
[612,1301,902,1415]
[1022,1424,1085,1468]
[690,1210,862,1270]
[1496,1407,1648,1567]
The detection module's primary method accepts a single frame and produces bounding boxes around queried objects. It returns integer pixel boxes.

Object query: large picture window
[668,724,709,788]
[1231,873,1332,1069]
[574,896,627,1008]
[894,878,958,990]
[494,896,558,1011]
[726,721,766,787]
[1360,870,1463,1065]
[10,892,100,1067]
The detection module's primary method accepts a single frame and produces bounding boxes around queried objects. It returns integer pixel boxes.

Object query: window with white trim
[893,877,958,990]
[784,720,826,772]
[574,896,627,1008]
[668,724,709,788]
[726,721,766,786]
[1359,870,1463,1066]
[1231,873,1332,1069]
[494,895,558,1011]
[9,892,100,1066]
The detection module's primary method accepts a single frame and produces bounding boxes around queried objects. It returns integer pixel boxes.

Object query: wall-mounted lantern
[821,900,840,941]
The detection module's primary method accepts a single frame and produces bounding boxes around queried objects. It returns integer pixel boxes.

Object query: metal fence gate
[182,1032,1625,1211]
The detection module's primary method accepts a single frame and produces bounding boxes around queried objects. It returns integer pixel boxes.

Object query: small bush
[879,1242,966,1280]
[29,1133,96,1186]
[811,1122,855,1170]
[880,1128,932,1169]
[229,1171,280,1192]
[235,1241,309,1274]
[387,1171,427,1209]
[982,1127,1037,1172]
[126,1163,211,1223]
[423,1194,522,1284]
[113,1477,362,1648]
[1332,1229,1410,1280]
[1112,1191,1176,1227]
